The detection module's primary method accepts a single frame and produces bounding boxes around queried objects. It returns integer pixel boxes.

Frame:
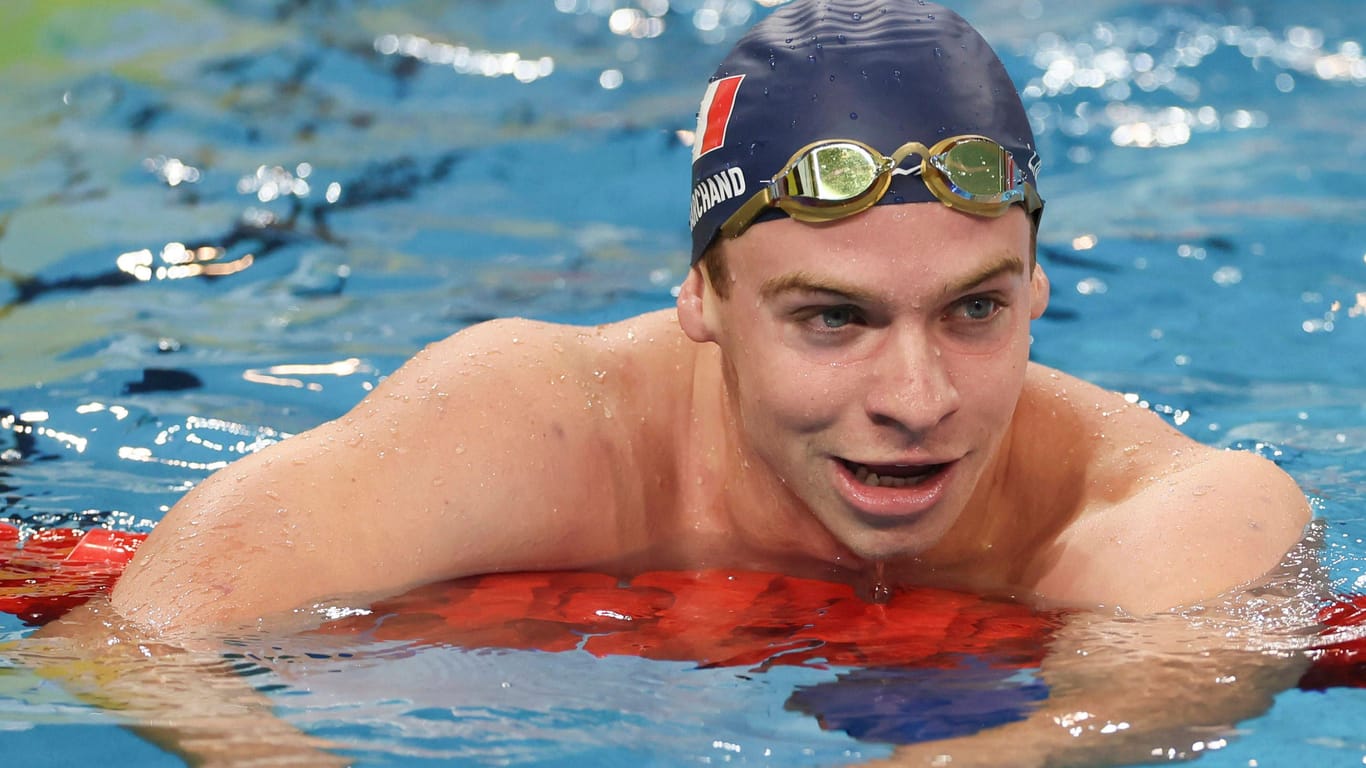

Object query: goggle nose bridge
[888,141,932,179]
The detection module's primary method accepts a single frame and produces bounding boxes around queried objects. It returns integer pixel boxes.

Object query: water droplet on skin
[871,582,892,604]
[455,444,466,455]
[870,561,891,604]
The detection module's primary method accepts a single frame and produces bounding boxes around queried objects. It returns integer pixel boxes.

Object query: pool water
[1,0,1364,765]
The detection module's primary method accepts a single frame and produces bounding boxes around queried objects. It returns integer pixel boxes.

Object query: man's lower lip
[832,459,955,520]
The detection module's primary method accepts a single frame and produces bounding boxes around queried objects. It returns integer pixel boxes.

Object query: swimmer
[112,0,1308,625]
[46,1,1313,765]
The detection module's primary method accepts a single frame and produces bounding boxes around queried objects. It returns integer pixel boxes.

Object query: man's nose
[862,329,961,434]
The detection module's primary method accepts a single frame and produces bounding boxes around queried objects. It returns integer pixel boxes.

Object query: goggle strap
[719,186,775,239]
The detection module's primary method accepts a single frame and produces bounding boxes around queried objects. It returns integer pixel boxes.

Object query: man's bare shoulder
[422,309,689,382]
[1017,364,1311,612]
[416,309,696,428]
[111,310,699,630]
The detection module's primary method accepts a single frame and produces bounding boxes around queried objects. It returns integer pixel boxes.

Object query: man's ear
[1029,263,1050,320]
[676,265,719,343]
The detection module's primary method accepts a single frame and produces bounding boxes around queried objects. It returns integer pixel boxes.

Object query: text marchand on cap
[690,166,746,229]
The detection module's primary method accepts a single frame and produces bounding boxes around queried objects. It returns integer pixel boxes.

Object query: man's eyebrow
[942,254,1028,298]
[758,272,879,303]
[758,255,1028,303]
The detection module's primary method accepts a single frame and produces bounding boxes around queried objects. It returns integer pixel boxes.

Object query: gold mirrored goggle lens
[719,135,1036,239]
[921,137,1025,209]
[781,143,883,204]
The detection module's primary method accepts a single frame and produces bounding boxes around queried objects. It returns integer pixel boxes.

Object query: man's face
[683,203,1046,562]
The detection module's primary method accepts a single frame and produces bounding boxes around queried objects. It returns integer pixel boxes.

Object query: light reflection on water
[0,0,1363,765]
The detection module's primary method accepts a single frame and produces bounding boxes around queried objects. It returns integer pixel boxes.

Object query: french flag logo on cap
[692,75,744,163]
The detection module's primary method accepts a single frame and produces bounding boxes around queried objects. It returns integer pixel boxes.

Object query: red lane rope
[1,522,1361,689]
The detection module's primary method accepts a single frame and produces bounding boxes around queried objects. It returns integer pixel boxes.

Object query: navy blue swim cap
[689,0,1042,263]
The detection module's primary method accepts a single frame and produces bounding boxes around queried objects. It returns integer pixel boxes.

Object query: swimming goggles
[718,134,1042,239]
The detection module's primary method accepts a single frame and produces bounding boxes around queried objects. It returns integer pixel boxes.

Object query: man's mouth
[841,459,948,488]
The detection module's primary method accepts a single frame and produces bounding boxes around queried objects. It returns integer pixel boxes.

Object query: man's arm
[110,316,649,633]
[21,600,349,768]
[862,591,1313,768]
[22,313,684,764]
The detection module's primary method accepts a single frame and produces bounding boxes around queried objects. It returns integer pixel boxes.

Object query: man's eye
[818,306,858,328]
[959,297,999,321]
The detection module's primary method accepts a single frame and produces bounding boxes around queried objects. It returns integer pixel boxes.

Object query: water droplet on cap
[849,112,858,120]
[851,11,862,20]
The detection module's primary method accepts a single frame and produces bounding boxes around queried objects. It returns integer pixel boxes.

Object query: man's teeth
[852,464,934,488]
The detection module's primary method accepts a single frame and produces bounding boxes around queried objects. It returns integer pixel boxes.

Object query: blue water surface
[0,0,1364,765]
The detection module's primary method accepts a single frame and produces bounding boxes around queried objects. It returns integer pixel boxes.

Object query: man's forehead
[725,206,1032,298]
